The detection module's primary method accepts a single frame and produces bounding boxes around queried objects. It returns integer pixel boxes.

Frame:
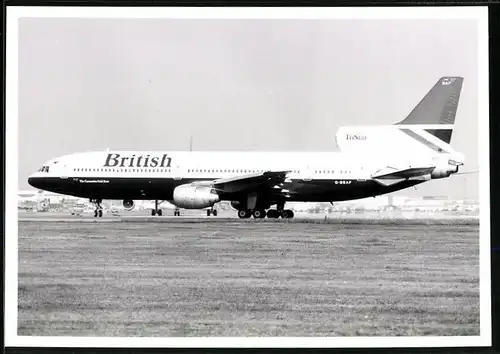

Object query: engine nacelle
[123,199,135,211]
[431,160,459,179]
[172,184,220,209]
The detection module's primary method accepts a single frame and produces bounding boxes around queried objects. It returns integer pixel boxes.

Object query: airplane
[28,76,466,219]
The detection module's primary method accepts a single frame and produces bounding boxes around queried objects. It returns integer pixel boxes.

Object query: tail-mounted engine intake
[123,199,135,211]
[430,159,460,179]
[172,184,220,209]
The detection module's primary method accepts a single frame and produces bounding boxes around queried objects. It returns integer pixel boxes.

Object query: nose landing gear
[207,207,218,216]
[90,199,103,218]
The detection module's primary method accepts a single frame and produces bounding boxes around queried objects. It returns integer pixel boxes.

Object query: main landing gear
[151,200,163,216]
[237,209,294,219]
[237,202,294,219]
[91,199,103,218]
[171,207,218,217]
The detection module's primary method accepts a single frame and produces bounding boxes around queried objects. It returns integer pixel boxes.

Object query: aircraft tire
[98,210,103,218]
[253,209,265,218]
[152,209,156,216]
[238,210,248,219]
[94,211,98,218]
[158,209,162,216]
[267,210,279,218]
[207,209,211,216]
[281,210,294,219]
[212,210,218,216]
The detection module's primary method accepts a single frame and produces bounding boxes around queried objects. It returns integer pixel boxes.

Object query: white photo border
[5,5,491,348]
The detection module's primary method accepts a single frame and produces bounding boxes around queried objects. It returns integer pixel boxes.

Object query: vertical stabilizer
[395,76,464,144]
[336,76,464,156]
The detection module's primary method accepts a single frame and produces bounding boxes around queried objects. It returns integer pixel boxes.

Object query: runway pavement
[17,219,480,337]
[17,210,479,225]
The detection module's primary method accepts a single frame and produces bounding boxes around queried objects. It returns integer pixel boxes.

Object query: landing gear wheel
[212,209,218,216]
[174,209,180,216]
[157,209,162,216]
[207,209,211,216]
[152,209,156,216]
[281,209,294,219]
[267,209,279,218]
[238,210,249,219]
[91,199,104,218]
[253,209,266,218]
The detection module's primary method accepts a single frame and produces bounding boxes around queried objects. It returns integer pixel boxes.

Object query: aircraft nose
[28,174,43,189]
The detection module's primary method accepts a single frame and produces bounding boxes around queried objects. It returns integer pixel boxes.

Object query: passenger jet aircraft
[28,77,466,219]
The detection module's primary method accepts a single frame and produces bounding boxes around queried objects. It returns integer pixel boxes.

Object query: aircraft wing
[208,171,291,195]
[372,165,435,186]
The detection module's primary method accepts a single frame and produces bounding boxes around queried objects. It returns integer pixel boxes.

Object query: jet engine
[430,159,460,179]
[172,184,220,209]
[123,199,135,211]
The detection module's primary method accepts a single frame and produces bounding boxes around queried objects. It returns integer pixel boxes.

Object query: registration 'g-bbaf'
[29,77,465,218]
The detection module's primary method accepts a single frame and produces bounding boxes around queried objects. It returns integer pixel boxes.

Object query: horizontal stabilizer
[373,178,406,187]
[372,166,435,180]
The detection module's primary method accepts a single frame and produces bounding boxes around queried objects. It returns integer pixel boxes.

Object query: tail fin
[395,76,464,144]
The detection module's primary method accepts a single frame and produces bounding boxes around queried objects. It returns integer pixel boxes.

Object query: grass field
[18,221,480,337]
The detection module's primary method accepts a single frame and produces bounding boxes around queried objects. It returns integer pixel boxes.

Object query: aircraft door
[302,165,314,182]
[172,164,184,180]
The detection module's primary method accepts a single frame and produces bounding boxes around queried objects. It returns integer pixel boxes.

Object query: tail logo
[346,133,367,141]
[441,78,456,86]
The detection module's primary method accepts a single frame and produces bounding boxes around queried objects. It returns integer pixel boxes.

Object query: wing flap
[212,171,290,194]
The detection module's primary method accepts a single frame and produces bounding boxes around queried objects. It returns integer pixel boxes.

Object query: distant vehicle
[71,202,87,216]
[28,77,467,219]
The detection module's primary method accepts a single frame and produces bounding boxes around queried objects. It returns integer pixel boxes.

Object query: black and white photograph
[5,6,491,348]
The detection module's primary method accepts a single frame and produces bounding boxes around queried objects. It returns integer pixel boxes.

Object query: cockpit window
[38,166,50,172]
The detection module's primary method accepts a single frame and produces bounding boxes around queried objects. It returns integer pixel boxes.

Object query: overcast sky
[17,18,481,199]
